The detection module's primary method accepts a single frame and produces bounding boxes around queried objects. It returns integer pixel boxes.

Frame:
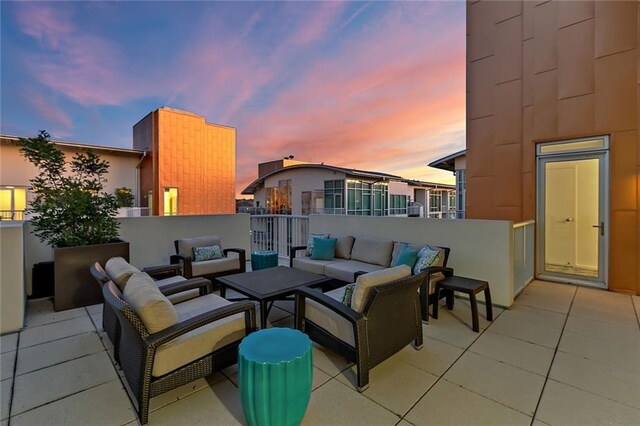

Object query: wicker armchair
[102,280,256,424]
[295,270,427,391]
[171,235,246,281]
[90,261,212,363]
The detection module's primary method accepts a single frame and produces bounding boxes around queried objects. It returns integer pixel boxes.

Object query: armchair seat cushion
[191,257,240,277]
[305,286,355,347]
[153,294,246,377]
[292,256,344,276]
[324,260,386,283]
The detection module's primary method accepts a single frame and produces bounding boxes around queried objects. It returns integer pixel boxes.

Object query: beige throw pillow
[351,265,411,312]
[105,257,140,291]
[123,272,179,334]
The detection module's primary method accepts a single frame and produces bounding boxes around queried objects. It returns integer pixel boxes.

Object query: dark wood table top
[217,266,331,300]
[438,275,488,291]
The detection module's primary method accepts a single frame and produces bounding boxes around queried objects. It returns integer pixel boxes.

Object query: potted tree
[114,187,134,217]
[19,131,129,311]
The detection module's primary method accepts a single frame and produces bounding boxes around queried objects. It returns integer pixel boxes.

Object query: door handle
[592,222,604,236]
[565,218,574,222]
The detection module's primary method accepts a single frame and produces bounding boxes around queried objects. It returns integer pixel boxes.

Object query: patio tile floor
[2,274,640,425]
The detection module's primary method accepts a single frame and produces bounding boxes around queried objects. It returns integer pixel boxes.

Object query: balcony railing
[513,220,535,295]
[0,210,25,220]
[250,214,309,258]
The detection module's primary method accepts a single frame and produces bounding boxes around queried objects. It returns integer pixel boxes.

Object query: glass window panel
[539,139,605,154]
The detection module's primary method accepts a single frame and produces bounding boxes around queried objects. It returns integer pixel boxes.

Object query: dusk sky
[1,1,466,196]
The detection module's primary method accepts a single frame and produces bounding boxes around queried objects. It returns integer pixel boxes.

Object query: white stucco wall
[23,214,251,295]
[310,215,515,307]
[1,222,25,333]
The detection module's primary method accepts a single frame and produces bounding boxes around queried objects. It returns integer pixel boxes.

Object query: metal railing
[250,215,309,258]
[312,208,345,215]
[0,210,25,221]
[513,220,535,296]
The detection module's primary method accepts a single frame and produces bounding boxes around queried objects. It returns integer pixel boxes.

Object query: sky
[1,1,466,197]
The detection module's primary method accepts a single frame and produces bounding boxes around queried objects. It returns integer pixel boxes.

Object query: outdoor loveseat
[171,235,246,281]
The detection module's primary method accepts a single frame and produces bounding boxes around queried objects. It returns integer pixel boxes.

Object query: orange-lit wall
[133,108,236,215]
[466,1,639,295]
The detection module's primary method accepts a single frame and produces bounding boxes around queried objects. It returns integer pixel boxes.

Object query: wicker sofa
[290,236,452,320]
[171,235,246,281]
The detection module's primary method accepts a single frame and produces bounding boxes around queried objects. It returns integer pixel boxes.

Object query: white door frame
[536,136,609,288]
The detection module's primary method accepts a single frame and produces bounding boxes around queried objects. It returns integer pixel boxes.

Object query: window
[266,179,292,214]
[346,180,373,215]
[163,187,178,216]
[456,170,466,219]
[389,194,408,215]
[0,186,27,220]
[429,190,442,213]
[323,180,345,214]
[372,183,388,216]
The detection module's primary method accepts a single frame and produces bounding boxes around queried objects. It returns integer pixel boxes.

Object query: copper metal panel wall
[156,108,236,215]
[466,0,640,295]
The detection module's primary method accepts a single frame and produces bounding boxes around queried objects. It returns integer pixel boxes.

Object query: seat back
[174,235,223,258]
[102,281,149,401]
[89,262,110,286]
[361,272,426,367]
[438,246,451,267]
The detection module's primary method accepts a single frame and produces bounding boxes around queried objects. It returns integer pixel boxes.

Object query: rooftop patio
[2,275,639,425]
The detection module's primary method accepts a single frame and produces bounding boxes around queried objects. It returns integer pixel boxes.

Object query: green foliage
[114,187,134,208]
[18,130,120,248]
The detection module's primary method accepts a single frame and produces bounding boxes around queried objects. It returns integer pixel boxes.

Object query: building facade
[133,107,236,216]
[466,1,639,295]
[0,136,142,220]
[242,162,456,218]
[429,150,467,218]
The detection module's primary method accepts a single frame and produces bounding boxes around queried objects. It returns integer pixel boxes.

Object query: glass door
[537,137,608,288]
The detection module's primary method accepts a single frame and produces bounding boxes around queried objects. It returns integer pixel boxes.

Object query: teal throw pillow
[413,246,440,275]
[306,233,330,256]
[193,245,223,262]
[393,244,419,268]
[341,284,356,306]
[310,237,337,260]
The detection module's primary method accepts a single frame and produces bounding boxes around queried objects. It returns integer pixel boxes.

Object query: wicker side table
[432,275,493,332]
[238,328,312,426]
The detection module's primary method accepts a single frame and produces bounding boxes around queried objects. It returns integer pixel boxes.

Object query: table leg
[484,286,493,321]
[469,292,479,332]
[432,286,440,319]
[260,300,269,329]
[220,284,226,299]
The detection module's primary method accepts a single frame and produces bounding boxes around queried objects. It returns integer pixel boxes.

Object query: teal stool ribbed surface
[238,328,312,426]
[251,251,279,270]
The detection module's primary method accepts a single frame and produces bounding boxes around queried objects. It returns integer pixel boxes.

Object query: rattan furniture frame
[432,275,493,332]
[102,280,256,425]
[295,272,427,391]
[90,263,212,363]
[171,240,246,281]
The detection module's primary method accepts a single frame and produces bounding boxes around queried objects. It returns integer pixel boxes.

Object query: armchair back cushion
[123,272,179,334]
[177,236,223,258]
[350,237,394,267]
[352,265,411,312]
[105,257,140,291]
[335,236,355,259]
[153,293,246,377]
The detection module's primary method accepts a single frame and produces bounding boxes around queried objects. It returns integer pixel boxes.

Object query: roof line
[1,134,145,155]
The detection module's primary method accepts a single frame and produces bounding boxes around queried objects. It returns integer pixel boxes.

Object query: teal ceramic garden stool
[251,251,279,271]
[238,328,312,426]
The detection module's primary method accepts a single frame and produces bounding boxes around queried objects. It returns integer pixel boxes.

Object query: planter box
[54,240,129,311]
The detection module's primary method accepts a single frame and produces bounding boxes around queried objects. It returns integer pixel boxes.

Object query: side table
[238,328,312,426]
[432,276,493,332]
[251,251,279,270]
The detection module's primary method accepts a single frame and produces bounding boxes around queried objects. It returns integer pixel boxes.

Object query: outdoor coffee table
[217,266,332,329]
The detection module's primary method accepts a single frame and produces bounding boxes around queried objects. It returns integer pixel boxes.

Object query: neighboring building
[428,150,466,218]
[0,135,142,220]
[466,1,639,295]
[1,107,237,219]
[242,162,455,218]
[134,107,236,216]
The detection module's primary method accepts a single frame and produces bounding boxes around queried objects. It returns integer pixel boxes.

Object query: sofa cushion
[193,245,223,262]
[335,236,355,259]
[324,260,386,283]
[123,272,179,334]
[191,257,240,277]
[306,233,330,256]
[351,265,411,312]
[292,256,344,276]
[153,293,246,377]
[392,244,419,269]
[305,286,355,347]
[177,236,223,258]
[105,257,140,291]
[311,238,337,260]
[350,237,394,267]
